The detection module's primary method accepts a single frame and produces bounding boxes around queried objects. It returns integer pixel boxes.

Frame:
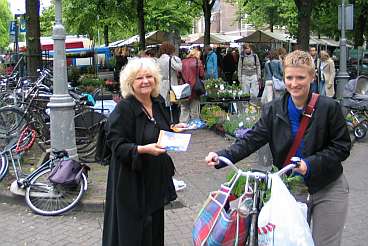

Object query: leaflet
[157,130,191,152]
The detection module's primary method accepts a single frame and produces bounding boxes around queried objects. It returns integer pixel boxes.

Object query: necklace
[141,105,156,124]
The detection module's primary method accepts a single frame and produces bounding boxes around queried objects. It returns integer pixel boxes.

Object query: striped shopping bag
[192,173,251,246]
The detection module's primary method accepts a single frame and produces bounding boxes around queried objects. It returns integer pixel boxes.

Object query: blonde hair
[283,50,315,75]
[187,49,201,59]
[320,50,330,61]
[120,57,161,98]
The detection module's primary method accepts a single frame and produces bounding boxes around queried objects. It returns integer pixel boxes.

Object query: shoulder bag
[169,56,191,101]
[193,58,206,96]
[268,62,285,91]
[48,158,89,186]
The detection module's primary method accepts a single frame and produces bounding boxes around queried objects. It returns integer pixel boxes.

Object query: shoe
[173,178,186,191]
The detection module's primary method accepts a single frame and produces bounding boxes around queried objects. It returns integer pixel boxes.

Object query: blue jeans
[311,80,319,93]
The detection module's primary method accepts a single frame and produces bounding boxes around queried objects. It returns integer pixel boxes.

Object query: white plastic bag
[258,174,314,246]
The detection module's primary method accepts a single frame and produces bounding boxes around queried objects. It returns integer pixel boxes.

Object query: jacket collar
[278,90,314,121]
[125,94,171,124]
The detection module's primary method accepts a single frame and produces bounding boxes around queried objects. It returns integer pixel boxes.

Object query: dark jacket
[217,93,351,194]
[102,95,176,246]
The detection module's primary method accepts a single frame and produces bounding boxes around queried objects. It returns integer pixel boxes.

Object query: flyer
[157,130,191,152]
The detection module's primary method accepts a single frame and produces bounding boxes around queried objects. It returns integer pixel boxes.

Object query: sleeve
[238,57,242,81]
[256,55,261,79]
[264,62,271,81]
[329,61,335,85]
[215,104,271,168]
[198,60,205,79]
[304,101,351,180]
[107,100,143,171]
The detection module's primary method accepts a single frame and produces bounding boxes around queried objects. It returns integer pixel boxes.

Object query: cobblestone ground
[0,130,367,245]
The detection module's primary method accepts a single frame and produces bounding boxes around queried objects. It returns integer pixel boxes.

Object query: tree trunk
[202,0,216,46]
[354,5,368,48]
[26,0,42,78]
[294,0,313,51]
[137,0,145,50]
[103,25,109,47]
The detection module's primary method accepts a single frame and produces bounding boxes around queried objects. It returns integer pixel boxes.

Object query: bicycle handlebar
[217,156,300,179]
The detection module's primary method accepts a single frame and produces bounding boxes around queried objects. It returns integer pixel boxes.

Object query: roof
[184,33,242,44]
[235,30,295,43]
[109,31,177,48]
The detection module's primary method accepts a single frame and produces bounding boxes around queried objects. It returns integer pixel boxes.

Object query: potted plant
[78,74,104,93]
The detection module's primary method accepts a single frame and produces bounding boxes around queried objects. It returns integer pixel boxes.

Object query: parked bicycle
[0,125,89,216]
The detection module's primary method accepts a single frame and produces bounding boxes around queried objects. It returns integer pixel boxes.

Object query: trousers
[310,174,349,246]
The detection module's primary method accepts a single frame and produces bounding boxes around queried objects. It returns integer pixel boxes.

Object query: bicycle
[0,125,88,216]
[215,156,300,246]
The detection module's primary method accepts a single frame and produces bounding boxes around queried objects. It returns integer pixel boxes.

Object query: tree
[0,0,12,50]
[136,0,145,50]
[26,0,42,77]
[188,0,216,46]
[40,4,55,37]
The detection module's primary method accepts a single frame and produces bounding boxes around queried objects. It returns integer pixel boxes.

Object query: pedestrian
[158,42,182,123]
[206,50,351,246]
[238,43,261,98]
[102,57,187,246]
[179,48,205,123]
[309,46,320,93]
[216,47,223,79]
[223,48,237,84]
[264,49,284,99]
[114,47,129,82]
[204,46,218,79]
[319,50,335,97]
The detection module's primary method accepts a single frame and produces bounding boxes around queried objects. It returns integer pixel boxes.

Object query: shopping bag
[193,173,251,246]
[272,76,285,91]
[257,174,314,246]
[171,83,191,100]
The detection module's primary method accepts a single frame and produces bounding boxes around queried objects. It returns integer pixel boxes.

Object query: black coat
[217,93,351,194]
[102,95,176,246]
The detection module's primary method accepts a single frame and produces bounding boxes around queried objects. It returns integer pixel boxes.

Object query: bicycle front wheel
[25,168,86,216]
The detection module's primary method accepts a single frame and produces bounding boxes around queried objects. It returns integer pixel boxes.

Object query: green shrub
[200,105,226,127]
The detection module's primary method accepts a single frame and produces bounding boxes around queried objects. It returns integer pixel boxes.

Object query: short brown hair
[159,42,175,56]
[283,50,315,75]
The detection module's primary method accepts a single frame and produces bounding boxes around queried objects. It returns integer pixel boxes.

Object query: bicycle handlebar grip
[290,156,301,168]
[218,156,239,172]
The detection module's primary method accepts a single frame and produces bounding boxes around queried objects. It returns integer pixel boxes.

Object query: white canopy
[184,33,242,44]
[109,31,175,48]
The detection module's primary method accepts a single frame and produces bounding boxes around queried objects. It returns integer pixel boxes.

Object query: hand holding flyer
[157,130,191,152]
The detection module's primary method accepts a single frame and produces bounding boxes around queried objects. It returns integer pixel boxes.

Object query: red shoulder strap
[283,93,320,166]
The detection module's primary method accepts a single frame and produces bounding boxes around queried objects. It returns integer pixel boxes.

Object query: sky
[8,0,52,15]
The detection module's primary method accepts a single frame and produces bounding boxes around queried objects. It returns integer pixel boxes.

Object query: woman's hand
[137,143,166,156]
[205,152,219,167]
[171,123,189,132]
[294,159,308,176]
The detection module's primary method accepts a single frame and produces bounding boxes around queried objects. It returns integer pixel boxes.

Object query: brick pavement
[0,129,367,245]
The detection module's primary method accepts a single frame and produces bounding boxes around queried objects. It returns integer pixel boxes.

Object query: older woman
[102,57,186,246]
[319,50,336,97]
[179,49,205,123]
[206,50,351,246]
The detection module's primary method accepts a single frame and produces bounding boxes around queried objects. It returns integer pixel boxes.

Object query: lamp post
[335,0,350,98]
[47,0,77,158]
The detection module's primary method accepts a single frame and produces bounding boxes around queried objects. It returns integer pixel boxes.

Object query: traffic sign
[9,21,16,35]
